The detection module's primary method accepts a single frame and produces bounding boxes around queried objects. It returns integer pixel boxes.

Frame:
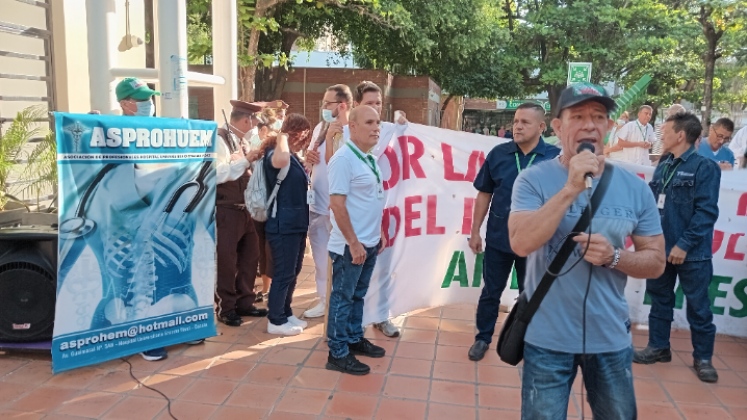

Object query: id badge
[307,190,316,205]
[657,194,666,209]
[377,183,384,200]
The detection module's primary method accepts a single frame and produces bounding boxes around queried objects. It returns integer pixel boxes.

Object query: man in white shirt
[214,100,268,327]
[729,125,747,169]
[325,105,388,375]
[302,84,354,319]
[615,105,656,166]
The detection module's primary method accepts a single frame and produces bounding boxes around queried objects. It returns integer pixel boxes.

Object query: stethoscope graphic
[58,161,213,283]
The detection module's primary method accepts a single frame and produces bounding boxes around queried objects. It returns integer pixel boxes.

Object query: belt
[216,201,246,210]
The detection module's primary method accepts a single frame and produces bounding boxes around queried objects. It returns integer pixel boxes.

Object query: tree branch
[319,0,399,30]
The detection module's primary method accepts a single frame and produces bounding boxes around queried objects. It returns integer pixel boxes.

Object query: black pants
[475,246,526,344]
[266,231,306,325]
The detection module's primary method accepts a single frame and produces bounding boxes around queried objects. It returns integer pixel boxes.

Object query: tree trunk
[271,30,299,101]
[238,0,278,102]
[547,85,562,119]
[439,94,455,128]
[699,6,724,133]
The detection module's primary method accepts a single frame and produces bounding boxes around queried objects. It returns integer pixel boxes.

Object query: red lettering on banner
[442,143,466,181]
[398,136,426,180]
[382,145,400,191]
[463,197,475,235]
[426,195,446,235]
[637,173,646,180]
[382,206,401,247]
[724,233,746,261]
[464,151,486,183]
[712,230,725,254]
[404,195,422,237]
[738,193,747,216]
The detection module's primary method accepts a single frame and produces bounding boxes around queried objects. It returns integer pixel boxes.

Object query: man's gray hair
[638,105,653,113]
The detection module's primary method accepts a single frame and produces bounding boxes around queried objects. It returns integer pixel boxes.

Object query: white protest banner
[362,124,747,338]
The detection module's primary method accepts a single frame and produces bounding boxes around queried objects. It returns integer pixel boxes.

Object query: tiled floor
[2,256,747,419]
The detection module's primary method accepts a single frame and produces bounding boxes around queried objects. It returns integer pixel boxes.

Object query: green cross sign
[567,62,592,85]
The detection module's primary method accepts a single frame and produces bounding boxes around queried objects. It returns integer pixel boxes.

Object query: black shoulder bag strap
[518,162,615,324]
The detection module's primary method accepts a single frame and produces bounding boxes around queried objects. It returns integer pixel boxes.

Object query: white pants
[308,211,332,303]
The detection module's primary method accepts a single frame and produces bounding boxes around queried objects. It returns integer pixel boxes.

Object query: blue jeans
[475,246,525,344]
[522,343,636,420]
[327,245,378,359]
[266,232,306,325]
[646,260,716,360]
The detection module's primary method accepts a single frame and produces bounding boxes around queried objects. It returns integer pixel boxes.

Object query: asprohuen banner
[52,113,218,373]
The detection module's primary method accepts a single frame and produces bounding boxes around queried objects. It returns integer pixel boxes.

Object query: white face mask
[322,109,336,123]
[135,100,155,117]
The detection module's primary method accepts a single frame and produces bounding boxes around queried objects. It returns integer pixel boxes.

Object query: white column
[155,0,188,118]
[85,0,118,114]
[212,0,238,123]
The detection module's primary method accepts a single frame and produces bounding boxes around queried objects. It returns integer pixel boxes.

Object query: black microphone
[576,142,595,189]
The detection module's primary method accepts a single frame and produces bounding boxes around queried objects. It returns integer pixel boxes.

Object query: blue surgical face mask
[135,100,155,117]
[322,108,336,123]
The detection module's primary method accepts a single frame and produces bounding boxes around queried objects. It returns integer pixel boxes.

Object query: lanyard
[636,122,648,140]
[346,142,380,184]
[515,152,537,174]
[662,161,682,190]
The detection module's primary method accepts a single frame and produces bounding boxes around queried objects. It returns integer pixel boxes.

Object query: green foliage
[0,105,49,210]
[19,131,57,209]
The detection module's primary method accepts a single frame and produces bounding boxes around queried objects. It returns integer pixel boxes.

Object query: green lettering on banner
[709,276,733,316]
[643,282,685,310]
[441,251,469,288]
[472,252,484,287]
[729,279,747,318]
[510,266,518,290]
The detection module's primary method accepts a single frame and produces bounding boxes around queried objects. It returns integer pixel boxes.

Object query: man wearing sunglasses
[698,118,735,171]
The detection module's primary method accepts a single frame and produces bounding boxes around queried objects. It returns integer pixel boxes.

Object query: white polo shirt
[616,120,656,166]
[327,141,385,255]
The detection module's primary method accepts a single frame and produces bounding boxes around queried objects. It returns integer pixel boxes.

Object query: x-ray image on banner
[52,113,218,373]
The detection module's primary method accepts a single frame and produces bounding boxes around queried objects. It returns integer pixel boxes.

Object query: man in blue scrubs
[698,118,735,171]
[467,102,560,361]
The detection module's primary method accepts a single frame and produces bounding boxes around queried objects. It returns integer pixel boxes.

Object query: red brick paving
[1,257,746,419]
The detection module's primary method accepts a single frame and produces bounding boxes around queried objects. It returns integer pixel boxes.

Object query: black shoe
[255,292,265,303]
[326,352,370,376]
[236,307,269,317]
[633,346,672,364]
[694,359,719,383]
[349,338,386,358]
[468,340,489,361]
[219,312,243,327]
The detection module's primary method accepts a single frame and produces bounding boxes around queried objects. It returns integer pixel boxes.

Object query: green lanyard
[347,142,381,184]
[636,122,648,140]
[662,161,682,190]
[515,152,537,174]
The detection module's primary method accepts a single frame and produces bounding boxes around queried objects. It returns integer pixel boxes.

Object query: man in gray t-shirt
[508,83,666,420]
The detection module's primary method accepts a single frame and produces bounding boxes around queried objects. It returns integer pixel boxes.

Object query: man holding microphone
[509,83,666,418]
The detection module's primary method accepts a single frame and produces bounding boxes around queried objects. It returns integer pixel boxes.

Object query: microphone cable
[543,188,594,420]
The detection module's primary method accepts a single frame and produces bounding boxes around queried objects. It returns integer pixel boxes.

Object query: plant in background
[20,131,57,212]
[0,105,49,211]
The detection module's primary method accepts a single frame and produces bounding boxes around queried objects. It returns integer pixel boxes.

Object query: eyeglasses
[322,101,341,107]
[713,134,731,142]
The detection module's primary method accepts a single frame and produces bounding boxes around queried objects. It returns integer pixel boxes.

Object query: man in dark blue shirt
[467,102,561,361]
[635,112,721,383]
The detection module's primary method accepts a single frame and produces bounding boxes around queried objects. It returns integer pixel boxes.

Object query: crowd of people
[109,76,729,418]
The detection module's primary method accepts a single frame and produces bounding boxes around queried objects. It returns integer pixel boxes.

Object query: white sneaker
[374,320,400,337]
[267,321,303,336]
[287,315,308,329]
[303,302,326,318]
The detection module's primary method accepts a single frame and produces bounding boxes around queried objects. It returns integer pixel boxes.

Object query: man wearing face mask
[301,84,353,319]
[213,100,269,327]
[271,100,289,131]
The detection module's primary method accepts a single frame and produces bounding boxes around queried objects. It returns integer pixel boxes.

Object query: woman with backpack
[260,114,313,335]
